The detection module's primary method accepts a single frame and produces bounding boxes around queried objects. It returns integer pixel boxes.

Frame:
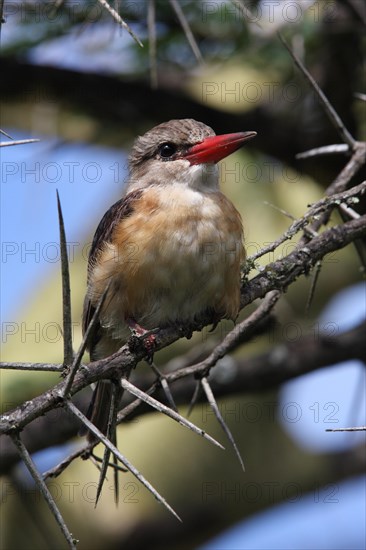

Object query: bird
[82,118,256,438]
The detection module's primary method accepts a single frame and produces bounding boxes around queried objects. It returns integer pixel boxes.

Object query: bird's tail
[80,380,115,442]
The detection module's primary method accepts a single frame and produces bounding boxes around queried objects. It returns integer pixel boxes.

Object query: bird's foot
[127,318,157,362]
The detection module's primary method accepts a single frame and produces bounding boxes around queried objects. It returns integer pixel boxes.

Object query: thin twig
[0,139,40,147]
[89,453,104,473]
[91,452,128,473]
[297,150,366,264]
[330,146,366,195]
[326,426,366,432]
[339,203,360,221]
[354,93,366,102]
[229,0,262,29]
[62,282,111,398]
[278,33,355,149]
[296,144,350,159]
[0,128,13,139]
[95,380,122,505]
[147,0,158,89]
[201,376,245,471]
[305,260,322,313]
[338,201,366,278]
[186,380,202,417]
[0,362,63,371]
[120,378,224,450]
[150,361,178,412]
[94,389,113,505]
[295,150,366,282]
[56,191,74,367]
[266,205,319,241]
[247,181,366,264]
[66,401,182,522]
[117,384,157,425]
[43,443,125,482]
[11,433,77,549]
[124,331,232,428]
[169,0,203,63]
[96,0,143,47]
[121,347,216,427]
[263,201,296,221]
[43,445,90,480]
[110,383,123,503]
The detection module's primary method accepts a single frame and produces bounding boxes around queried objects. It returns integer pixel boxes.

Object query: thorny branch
[96,0,143,47]
[65,401,182,522]
[2,317,365,478]
[0,138,40,147]
[56,191,73,368]
[1,210,365,436]
[278,33,356,149]
[11,433,77,549]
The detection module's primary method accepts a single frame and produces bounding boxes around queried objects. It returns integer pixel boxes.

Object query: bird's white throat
[183,162,219,191]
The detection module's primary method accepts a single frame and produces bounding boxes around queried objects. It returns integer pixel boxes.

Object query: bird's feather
[82,189,143,355]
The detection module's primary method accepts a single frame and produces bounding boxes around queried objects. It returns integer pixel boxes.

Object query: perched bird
[83,118,256,437]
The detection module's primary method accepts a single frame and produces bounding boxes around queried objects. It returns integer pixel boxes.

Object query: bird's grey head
[126,118,257,193]
[127,119,218,192]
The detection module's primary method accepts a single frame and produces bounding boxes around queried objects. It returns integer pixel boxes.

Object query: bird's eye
[158,142,177,159]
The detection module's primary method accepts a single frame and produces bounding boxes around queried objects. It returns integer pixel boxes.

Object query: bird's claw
[127,318,158,361]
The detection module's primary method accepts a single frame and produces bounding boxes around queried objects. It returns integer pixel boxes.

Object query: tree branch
[1,214,365,456]
[1,316,365,476]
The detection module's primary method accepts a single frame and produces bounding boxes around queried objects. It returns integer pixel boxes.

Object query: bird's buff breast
[90,185,244,339]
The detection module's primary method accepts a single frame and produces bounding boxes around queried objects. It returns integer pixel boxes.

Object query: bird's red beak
[184,131,257,165]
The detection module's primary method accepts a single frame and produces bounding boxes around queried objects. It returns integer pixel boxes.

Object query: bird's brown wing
[82,188,143,355]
